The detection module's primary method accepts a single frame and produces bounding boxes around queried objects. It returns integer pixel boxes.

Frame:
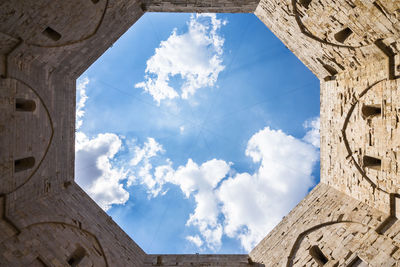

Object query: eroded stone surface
[0,0,399,266]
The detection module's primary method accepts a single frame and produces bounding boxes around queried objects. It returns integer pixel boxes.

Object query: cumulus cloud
[75,132,129,211]
[127,138,166,196]
[133,157,229,249]
[76,77,89,130]
[186,235,204,247]
[75,76,319,251]
[172,159,230,250]
[138,125,319,251]
[130,137,164,166]
[75,78,130,211]
[218,127,318,251]
[135,13,226,104]
[303,116,320,148]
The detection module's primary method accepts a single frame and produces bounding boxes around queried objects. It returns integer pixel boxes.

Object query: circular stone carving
[2,222,108,266]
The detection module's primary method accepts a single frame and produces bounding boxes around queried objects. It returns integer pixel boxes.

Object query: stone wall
[250,183,400,266]
[255,0,400,80]
[143,254,262,266]
[0,0,145,266]
[142,0,259,12]
[320,62,400,212]
[0,0,399,266]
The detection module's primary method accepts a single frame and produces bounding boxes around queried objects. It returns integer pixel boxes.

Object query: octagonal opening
[74,12,320,254]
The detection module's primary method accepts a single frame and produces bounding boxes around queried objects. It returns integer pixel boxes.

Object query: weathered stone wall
[310,1,400,214]
[0,1,260,266]
[1,0,400,266]
[255,0,400,80]
[143,254,262,266]
[250,183,400,266]
[142,0,260,12]
[320,61,400,213]
[251,1,400,265]
[0,0,145,266]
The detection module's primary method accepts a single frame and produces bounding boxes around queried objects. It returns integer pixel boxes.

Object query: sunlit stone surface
[1,0,400,266]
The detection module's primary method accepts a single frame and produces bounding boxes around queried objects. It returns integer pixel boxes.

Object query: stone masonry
[0,0,399,266]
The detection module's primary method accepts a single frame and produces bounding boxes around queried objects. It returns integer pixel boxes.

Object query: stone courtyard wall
[0,0,399,266]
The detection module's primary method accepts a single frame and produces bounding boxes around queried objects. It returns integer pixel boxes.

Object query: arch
[341,79,386,191]
[0,0,110,48]
[22,0,110,48]
[27,222,108,267]
[292,0,367,49]
[0,221,110,267]
[286,221,371,267]
[6,77,55,195]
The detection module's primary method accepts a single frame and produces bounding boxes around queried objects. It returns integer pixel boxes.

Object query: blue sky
[75,13,320,254]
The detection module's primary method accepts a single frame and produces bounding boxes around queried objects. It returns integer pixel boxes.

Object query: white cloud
[75,77,130,211]
[138,158,229,250]
[186,235,204,247]
[74,14,321,253]
[138,125,319,251]
[75,78,319,250]
[127,138,165,196]
[75,132,129,211]
[303,116,320,148]
[180,125,185,134]
[130,137,164,166]
[169,159,230,197]
[173,159,229,250]
[135,13,226,104]
[218,127,318,251]
[76,77,89,130]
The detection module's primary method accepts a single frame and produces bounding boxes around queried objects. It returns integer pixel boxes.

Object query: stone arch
[286,221,365,266]
[340,77,400,214]
[286,220,397,266]
[1,221,108,267]
[341,79,386,191]
[291,0,366,49]
[0,0,110,48]
[291,0,400,49]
